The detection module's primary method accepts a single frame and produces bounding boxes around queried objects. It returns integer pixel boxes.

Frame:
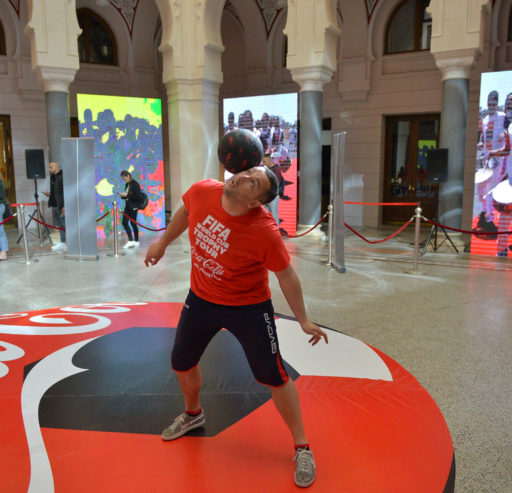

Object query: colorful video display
[222,93,298,236]
[77,94,165,238]
[471,72,512,257]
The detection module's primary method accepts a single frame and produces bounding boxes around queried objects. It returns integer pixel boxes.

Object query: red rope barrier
[423,217,512,236]
[31,217,65,231]
[121,211,167,232]
[344,219,413,244]
[96,210,110,222]
[10,203,37,207]
[21,211,110,230]
[344,201,419,206]
[281,213,328,238]
[0,214,16,226]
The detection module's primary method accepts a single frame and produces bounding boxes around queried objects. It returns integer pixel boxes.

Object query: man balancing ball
[144,128,328,488]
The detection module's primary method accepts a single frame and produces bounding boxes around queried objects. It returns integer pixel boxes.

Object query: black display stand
[16,179,53,246]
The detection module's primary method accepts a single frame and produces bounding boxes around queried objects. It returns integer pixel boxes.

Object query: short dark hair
[120,170,131,178]
[260,166,279,205]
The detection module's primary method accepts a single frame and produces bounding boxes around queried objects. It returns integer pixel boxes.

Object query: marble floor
[1,225,511,492]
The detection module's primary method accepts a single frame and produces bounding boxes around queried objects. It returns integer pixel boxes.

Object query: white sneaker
[122,241,135,249]
[51,242,66,251]
[133,241,140,247]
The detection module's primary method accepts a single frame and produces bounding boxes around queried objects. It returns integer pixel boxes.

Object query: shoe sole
[161,417,205,441]
[295,476,316,488]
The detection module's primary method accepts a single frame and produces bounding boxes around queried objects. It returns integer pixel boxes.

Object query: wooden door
[383,114,440,224]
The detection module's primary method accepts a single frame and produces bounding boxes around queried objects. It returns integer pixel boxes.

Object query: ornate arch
[255,0,284,39]
[365,0,381,21]
[110,0,140,38]
[7,1,20,18]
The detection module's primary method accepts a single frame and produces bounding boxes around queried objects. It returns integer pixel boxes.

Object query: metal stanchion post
[107,200,125,257]
[405,206,424,276]
[324,204,333,267]
[17,204,38,264]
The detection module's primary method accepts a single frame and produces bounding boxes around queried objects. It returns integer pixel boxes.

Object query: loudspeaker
[25,149,46,180]
[426,148,448,182]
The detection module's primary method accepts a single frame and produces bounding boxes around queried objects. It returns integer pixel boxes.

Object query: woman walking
[120,170,142,248]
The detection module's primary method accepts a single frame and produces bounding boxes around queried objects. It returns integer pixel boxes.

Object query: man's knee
[171,344,198,373]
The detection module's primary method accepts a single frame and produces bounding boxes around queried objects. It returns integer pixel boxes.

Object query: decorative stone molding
[338,56,371,101]
[25,0,80,91]
[36,66,78,93]
[427,0,492,55]
[7,0,20,18]
[365,0,380,21]
[255,0,284,39]
[110,0,140,38]
[284,0,340,77]
[289,65,334,92]
[432,48,480,80]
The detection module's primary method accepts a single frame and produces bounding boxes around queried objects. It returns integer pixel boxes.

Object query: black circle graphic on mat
[34,326,299,436]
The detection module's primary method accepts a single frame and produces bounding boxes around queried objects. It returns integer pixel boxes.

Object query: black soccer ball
[218,129,264,174]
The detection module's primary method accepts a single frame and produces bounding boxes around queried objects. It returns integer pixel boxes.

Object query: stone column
[165,76,222,212]
[290,68,333,226]
[427,0,492,228]
[25,0,80,164]
[156,0,225,212]
[41,73,77,164]
[284,0,339,228]
[435,56,475,226]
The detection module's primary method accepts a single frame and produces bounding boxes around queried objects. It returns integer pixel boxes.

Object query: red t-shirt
[182,179,290,305]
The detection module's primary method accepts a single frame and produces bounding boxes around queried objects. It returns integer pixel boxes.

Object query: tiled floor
[1,224,511,492]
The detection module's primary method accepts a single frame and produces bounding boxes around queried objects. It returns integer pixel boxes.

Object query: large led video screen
[223,93,298,236]
[471,72,512,257]
[77,94,165,238]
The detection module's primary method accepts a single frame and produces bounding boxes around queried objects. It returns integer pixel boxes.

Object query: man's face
[488,98,498,115]
[48,162,59,174]
[224,166,270,209]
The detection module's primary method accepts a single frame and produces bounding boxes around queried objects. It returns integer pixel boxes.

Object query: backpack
[138,192,149,210]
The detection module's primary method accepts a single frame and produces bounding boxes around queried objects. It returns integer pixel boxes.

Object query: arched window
[77,9,117,65]
[385,0,432,55]
[0,19,6,56]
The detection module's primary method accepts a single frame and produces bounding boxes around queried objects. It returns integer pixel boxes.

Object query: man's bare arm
[274,265,328,345]
[144,205,189,266]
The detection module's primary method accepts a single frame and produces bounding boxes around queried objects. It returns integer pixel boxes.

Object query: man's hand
[43,191,50,198]
[120,192,127,198]
[144,242,166,267]
[61,207,65,216]
[300,320,328,346]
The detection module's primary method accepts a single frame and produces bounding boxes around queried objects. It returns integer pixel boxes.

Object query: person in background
[44,162,66,251]
[224,112,237,134]
[120,170,141,248]
[262,152,281,225]
[0,174,9,260]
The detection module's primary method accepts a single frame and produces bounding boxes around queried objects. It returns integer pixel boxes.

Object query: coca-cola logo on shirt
[191,246,225,280]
